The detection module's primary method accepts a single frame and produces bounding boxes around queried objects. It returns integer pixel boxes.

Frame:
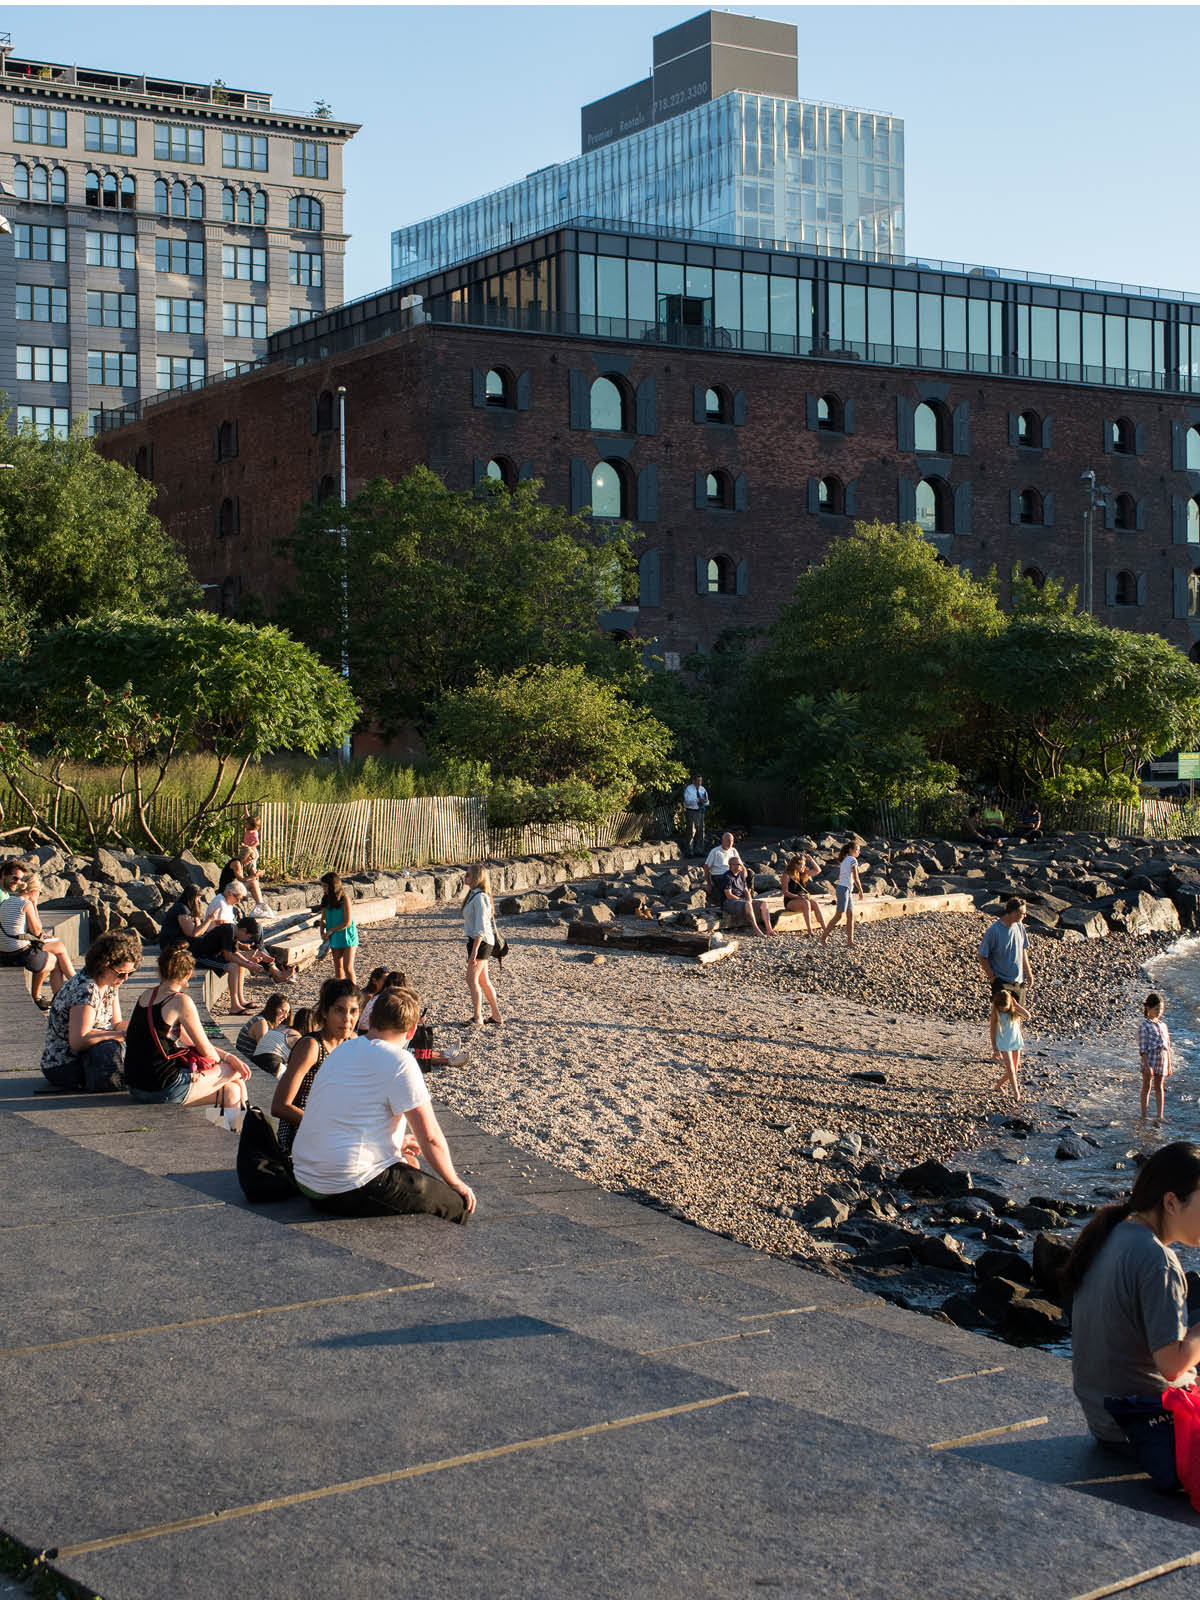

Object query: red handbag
[144,986,214,1076]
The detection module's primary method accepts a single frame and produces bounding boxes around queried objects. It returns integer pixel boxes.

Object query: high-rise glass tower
[391,11,904,286]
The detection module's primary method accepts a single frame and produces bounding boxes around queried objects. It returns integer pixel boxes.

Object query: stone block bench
[720,890,977,933]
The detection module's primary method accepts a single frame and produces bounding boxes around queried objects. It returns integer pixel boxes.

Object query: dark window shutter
[636,463,658,522]
[1043,491,1054,527]
[1136,572,1148,606]
[1042,415,1053,450]
[1135,423,1145,456]
[695,472,708,510]
[473,458,486,486]
[471,368,486,408]
[1136,497,1146,531]
[1173,495,1187,544]
[638,548,661,607]
[735,558,748,596]
[515,371,531,412]
[1173,420,1186,471]
[214,502,222,538]
[1009,490,1021,526]
[310,397,319,434]
[805,394,819,431]
[569,370,589,431]
[952,402,970,456]
[732,388,746,426]
[212,426,220,460]
[843,398,856,435]
[1104,497,1114,532]
[1007,413,1019,448]
[734,473,747,512]
[233,498,240,537]
[897,396,915,452]
[1102,419,1113,454]
[518,461,533,481]
[1104,570,1116,608]
[696,556,709,595]
[845,478,857,517]
[693,385,707,425]
[953,481,972,535]
[635,378,657,436]
[898,476,916,523]
[1174,567,1189,618]
[570,458,590,513]
[231,422,238,458]
[807,477,820,515]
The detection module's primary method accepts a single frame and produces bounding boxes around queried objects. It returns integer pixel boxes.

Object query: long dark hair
[1060,1141,1200,1299]
[320,871,344,908]
[314,976,358,1029]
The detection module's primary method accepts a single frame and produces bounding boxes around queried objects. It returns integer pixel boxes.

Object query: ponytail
[1060,1141,1200,1300]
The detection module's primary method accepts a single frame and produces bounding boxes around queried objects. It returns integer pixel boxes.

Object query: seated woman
[356,967,391,1032]
[190,879,257,1014]
[217,856,264,910]
[292,985,476,1223]
[238,845,266,909]
[40,930,142,1092]
[1063,1141,1200,1488]
[0,863,75,1010]
[1014,801,1043,842]
[362,970,469,1070]
[235,992,292,1064]
[723,852,776,936]
[272,977,360,1156]
[254,1011,301,1078]
[123,942,251,1108]
[779,853,826,936]
[158,882,205,952]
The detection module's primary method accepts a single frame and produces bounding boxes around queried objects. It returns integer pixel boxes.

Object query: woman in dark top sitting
[779,852,826,936]
[158,883,205,952]
[123,943,250,1107]
[724,852,776,937]
[271,976,359,1155]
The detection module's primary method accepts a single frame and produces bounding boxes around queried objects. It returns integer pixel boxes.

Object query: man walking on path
[978,896,1033,1007]
[682,774,709,856]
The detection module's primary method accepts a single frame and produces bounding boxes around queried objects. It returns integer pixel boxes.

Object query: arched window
[85,171,100,206]
[1189,570,1200,619]
[216,420,237,460]
[133,445,152,481]
[485,457,515,488]
[316,475,338,504]
[236,188,251,224]
[49,166,65,203]
[705,554,737,595]
[102,174,119,208]
[1022,566,1045,589]
[315,391,334,432]
[289,194,323,231]
[818,476,844,514]
[1019,488,1042,525]
[589,375,627,432]
[189,182,204,220]
[1188,426,1200,472]
[590,459,626,518]
[219,577,240,618]
[1189,498,1200,545]
[1113,493,1136,531]
[485,368,512,407]
[154,178,168,214]
[120,175,135,209]
[1017,410,1040,446]
[706,471,731,508]
[914,401,947,453]
[915,477,948,534]
[1114,570,1137,607]
[170,180,187,217]
[1190,641,1200,665]
[221,185,236,222]
[817,394,843,432]
[13,163,28,200]
[705,386,728,423]
[29,163,49,202]
[217,497,237,539]
[1112,416,1135,454]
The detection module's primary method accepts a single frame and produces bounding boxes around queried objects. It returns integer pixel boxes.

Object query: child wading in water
[1138,992,1173,1122]
[990,988,1031,1099]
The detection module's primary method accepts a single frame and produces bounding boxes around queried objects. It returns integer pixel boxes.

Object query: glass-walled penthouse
[394,225,1200,396]
[391,93,903,284]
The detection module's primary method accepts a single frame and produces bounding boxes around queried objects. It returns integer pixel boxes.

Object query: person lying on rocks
[291,984,476,1223]
[723,852,776,936]
[40,930,141,1092]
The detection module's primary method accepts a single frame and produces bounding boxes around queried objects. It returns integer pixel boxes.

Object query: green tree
[0,420,198,631]
[430,663,686,825]
[1009,565,1078,616]
[0,613,356,852]
[969,611,1200,790]
[277,468,638,735]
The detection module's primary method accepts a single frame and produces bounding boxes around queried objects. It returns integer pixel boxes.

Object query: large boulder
[1059,905,1109,939]
[896,1159,972,1197]
[93,847,134,885]
[168,851,221,891]
[123,879,165,913]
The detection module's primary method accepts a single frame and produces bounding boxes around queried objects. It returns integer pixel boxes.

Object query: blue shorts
[835,884,854,912]
[129,1069,192,1105]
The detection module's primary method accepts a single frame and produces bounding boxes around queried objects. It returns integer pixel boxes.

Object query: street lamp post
[1079,470,1108,616]
[336,386,351,765]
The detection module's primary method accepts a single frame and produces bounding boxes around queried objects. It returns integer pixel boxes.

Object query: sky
[8,3,1200,303]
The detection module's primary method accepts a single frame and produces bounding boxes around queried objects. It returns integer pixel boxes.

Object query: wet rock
[896,1159,973,1198]
[1056,1132,1091,1161]
[999,1295,1066,1343]
[855,1244,916,1270]
[975,1250,1033,1285]
[914,1233,971,1273]
[1012,1203,1059,1229]
[940,1291,988,1329]
[987,1219,1025,1241]
[1031,1232,1072,1299]
[977,1275,1028,1319]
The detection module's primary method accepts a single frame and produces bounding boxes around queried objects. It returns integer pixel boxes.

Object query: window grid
[17,405,69,437]
[288,250,323,287]
[16,345,68,384]
[156,296,205,334]
[14,224,66,262]
[223,301,266,339]
[155,238,204,277]
[87,349,138,388]
[86,230,137,270]
[222,185,268,225]
[85,114,137,156]
[293,140,328,178]
[87,290,137,329]
[288,194,323,231]
[222,132,267,171]
[16,284,67,323]
[222,244,267,281]
[156,355,206,391]
[154,123,203,163]
[13,106,66,146]
[14,162,66,203]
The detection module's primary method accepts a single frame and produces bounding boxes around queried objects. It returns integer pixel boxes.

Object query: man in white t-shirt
[704,831,735,904]
[292,987,476,1222]
[682,774,709,856]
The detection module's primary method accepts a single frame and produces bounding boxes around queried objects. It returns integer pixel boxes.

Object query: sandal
[33,994,52,1012]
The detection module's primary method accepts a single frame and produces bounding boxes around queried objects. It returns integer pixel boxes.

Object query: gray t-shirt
[1071,1218,1191,1442]
[978,918,1027,983]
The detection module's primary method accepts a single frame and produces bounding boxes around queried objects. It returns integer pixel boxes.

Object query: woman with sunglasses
[40,930,143,1093]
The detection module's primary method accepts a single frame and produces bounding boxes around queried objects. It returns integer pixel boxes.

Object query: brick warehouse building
[95,220,1200,662]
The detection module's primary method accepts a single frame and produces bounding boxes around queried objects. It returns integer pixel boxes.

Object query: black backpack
[236,1107,300,1203]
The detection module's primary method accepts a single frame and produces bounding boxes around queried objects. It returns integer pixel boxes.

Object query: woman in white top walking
[821,841,865,948]
[463,863,503,1028]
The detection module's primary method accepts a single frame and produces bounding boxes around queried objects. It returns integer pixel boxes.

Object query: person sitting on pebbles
[723,851,776,936]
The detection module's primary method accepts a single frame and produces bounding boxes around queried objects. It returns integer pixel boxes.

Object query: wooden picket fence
[875,794,1200,843]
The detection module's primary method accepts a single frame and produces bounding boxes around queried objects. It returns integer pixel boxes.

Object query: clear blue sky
[10,5,1199,302]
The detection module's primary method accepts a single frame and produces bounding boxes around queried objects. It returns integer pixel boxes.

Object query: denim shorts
[835,884,854,912]
[129,1069,192,1105]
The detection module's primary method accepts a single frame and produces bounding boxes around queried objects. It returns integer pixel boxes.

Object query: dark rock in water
[896,1159,972,1198]
[914,1233,971,1273]
[938,1198,994,1226]
[1032,1232,1073,1299]
[940,1291,988,1330]
[1000,1296,1066,1343]
[977,1275,1028,1319]
[849,1070,888,1085]
[859,1161,886,1185]
[988,1219,1025,1242]
[975,1250,1034,1285]
[1056,1132,1091,1161]
[852,1244,915,1270]
[1012,1203,1059,1229]
[970,1184,1017,1215]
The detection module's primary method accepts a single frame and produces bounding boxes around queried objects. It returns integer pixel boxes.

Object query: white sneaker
[444,1049,471,1068]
